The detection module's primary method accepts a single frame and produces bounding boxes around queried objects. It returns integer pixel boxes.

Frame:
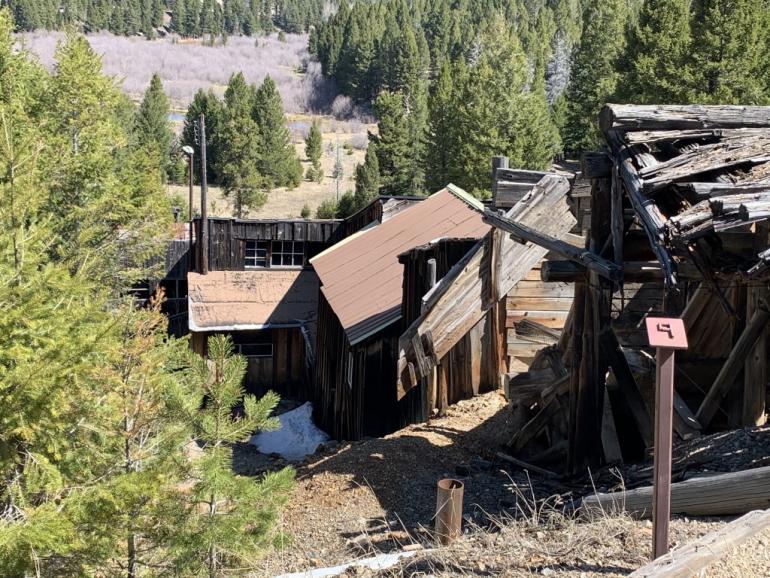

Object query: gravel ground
[249,392,770,577]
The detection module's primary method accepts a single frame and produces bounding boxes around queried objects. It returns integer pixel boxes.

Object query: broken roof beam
[674,182,770,200]
[599,104,770,133]
[482,209,621,282]
[604,130,679,288]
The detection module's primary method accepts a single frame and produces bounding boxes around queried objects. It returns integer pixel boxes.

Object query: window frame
[244,240,269,269]
[270,240,305,268]
[237,343,274,359]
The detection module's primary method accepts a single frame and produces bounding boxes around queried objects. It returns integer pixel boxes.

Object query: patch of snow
[251,402,329,461]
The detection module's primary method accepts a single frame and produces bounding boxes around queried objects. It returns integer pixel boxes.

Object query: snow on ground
[251,402,329,461]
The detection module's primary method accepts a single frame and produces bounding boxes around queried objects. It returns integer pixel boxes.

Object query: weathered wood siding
[192,328,308,400]
[313,292,406,440]
[192,218,343,272]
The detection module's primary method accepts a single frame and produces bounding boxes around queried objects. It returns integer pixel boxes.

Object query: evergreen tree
[172,0,187,34]
[620,0,694,103]
[690,0,769,103]
[253,75,302,189]
[370,91,413,196]
[216,73,266,216]
[183,88,222,185]
[135,72,174,179]
[425,58,455,192]
[168,335,294,577]
[44,32,169,284]
[305,119,323,181]
[354,144,380,206]
[562,0,628,154]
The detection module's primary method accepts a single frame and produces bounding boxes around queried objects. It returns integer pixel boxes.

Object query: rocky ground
[245,392,770,577]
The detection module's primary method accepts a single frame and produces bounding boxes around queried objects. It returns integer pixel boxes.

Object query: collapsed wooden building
[494,104,770,475]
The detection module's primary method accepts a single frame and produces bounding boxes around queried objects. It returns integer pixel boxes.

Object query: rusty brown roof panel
[311,189,489,344]
[188,269,318,333]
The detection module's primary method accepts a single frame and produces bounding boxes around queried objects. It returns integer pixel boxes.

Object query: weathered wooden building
[311,187,495,439]
[494,104,770,475]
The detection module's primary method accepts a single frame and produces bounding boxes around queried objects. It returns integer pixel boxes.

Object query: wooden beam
[604,131,678,288]
[599,104,770,133]
[495,168,548,184]
[744,234,768,427]
[396,176,576,397]
[581,151,613,179]
[601,330,654,448]
[696,300,770,427]
[582,465,770,518]
[483,210,621,282]
[541,260,661,283]
[510,397,561,453]
[629,509,770,578]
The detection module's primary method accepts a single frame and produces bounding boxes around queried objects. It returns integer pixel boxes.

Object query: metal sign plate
[645,317,688,350]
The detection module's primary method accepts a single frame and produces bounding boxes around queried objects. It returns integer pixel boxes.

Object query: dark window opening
[238,343,274,358]
[271,241,305,267]
[245,240,269,268]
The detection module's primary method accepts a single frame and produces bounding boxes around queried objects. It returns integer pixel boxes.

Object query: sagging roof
[188,269,319,332]
[311,186,489,345]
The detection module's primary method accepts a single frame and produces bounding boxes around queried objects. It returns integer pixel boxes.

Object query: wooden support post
[653,346,676,559]
[491,155,509,202]
[745,223,769,426]
[696,300,770,428]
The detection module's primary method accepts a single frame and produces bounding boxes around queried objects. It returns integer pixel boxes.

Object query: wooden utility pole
[199,113,209,275]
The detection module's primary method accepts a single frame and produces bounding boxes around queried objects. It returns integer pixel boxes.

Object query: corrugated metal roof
[188,270,318,333]
[311,188,489,345]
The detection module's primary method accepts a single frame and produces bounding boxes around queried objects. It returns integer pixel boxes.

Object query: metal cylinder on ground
[435,478,464,545]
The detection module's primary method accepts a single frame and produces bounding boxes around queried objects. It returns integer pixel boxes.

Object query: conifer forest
[0,0,769,576]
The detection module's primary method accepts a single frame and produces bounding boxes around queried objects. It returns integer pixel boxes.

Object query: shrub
[300,204,311,219]
[331,95,353,120]
[315,199,337,219]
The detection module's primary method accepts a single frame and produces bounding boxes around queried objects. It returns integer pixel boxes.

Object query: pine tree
[305,119,323,182]
[354,144,380,206]
[690,0,769,104]
[172,0,187,34]
[620,0,694,103]
[183,88,222,185]
[253,75,302,189]
[168,335,294,577]
[44,32,170,284]
[425,58,456,192]
[135,73,174,179]
[562,0,627,154]
[216,73,266,216]
[370,91,412,196]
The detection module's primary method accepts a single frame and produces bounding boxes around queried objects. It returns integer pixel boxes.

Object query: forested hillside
[2,0,326,36]
[311,0,770,195]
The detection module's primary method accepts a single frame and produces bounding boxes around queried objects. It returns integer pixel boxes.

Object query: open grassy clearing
[167,114,375,219]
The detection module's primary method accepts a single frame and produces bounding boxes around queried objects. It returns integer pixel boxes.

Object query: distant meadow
[17,32,339,113]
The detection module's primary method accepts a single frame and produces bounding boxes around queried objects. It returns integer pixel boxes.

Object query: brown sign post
[645,317,688,560]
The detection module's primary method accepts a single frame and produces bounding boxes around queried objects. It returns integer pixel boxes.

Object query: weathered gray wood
[605,131,678,287]
[396,176,575,397]
[600,104,770,133]
[581,151,613,179]
[483,209,621,282]
[496,452,558,478]
[583,465,770,518]
[601,387,623,465]
[541,260,661,283]
[629,509,770,578]
[641,135,770,192]
[624,127,770,145]
[696,300,770,427]
[495,168,548,184]
[675,181,770,200]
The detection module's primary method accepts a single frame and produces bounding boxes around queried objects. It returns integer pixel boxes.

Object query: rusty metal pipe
[435,478,464,545]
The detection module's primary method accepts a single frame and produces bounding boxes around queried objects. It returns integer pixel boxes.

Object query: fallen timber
[582,465,770,518]
[629,508,770,578]
[488,105,770,475]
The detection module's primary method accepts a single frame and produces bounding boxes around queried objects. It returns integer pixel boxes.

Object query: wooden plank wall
[192,218,342,272]
[399,239,504,415]
[192,328,307,400]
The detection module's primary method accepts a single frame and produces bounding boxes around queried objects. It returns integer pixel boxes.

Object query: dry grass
[168,113,374,219]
